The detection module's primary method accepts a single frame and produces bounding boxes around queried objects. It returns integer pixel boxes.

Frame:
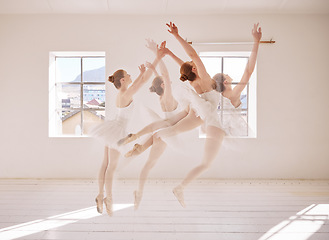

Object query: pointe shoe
[124,144,143,158]
[173,186,186,208]
[104,197,113,216]
[118,133,138,145]
[134,190,143,210]
[95,194,104,214]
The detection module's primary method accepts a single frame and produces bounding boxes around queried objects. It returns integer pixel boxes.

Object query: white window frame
[199,51,257,138]
[49,51,106,137]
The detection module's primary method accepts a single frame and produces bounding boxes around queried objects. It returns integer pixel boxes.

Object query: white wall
[0,14,328,179]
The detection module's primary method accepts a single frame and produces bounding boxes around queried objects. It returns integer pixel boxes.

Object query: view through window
[200,51,257,138]
[49,52,106,137]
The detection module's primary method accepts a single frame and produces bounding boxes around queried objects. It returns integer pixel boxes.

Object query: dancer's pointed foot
[118,133,138,145]
[125,144,143,158]
[134,190,143,210]
[95,194,104,214]
[104,196,113,216]
[173,185,186,208]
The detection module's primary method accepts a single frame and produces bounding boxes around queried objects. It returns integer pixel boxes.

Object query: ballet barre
[188,40,275,45]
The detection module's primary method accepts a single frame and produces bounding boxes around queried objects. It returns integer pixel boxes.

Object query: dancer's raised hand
[252,23,262,43]
[156,41,167,59]
[166,22,179,36]
[145,61,159,76]
[146,38,157,53]
[145,61,155,69]
[138,64,146,74]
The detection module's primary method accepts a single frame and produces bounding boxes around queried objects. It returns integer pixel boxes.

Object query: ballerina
[120,27,219,209]
[124,22,262,208]
[166,22,262,207]
[119,39,186,157]
[117,40,191,210]
[91,42,166,216]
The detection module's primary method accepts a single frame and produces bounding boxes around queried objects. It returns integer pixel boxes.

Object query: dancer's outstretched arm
[145,61,160,77]
[146,39,176,107]
[165,47,184,66]
[146,39,166,78]
[232,23,262,98]
[124,41,166,99]
[166,22,212,85]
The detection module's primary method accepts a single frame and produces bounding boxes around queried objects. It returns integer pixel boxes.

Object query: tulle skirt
[90,118,129,152]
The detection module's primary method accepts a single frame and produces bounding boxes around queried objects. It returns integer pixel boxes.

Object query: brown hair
[180,62,196,81]
[108,69,125,89]
[149,76,164,96]
[212,73,225,93]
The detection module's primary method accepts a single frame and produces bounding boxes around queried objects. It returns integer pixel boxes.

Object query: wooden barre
[188,40,275,45]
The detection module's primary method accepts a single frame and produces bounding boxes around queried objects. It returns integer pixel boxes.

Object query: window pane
[56,57,81,83]
[240,110,248,137]
[56,84,81,108]
[83,110,105,135]
[51,52,106,137]
[83,84,105,104]
[82,57,105,83]
[231,83,248,109]
[197,51,256,138]
[224,57,249,111]
[200,57,222,78]
[223,57,248,85]
[217,109,248,137]
[59,110,82,136]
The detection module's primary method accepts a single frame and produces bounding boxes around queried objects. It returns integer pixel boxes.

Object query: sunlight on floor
[0,203,133,240]
[258,204,329,240]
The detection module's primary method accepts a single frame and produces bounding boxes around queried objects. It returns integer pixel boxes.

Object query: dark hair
[149,76,164,96]
[212,73,225,93]
[108,69,125,89]
[180,62,196,81]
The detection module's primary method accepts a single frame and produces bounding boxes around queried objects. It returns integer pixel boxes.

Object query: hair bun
[180,74,188,81]
[149,86,156,92]
[108,75,114,83]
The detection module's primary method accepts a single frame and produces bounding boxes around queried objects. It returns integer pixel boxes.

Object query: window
[200,51,257,138]
[49,52,106,137]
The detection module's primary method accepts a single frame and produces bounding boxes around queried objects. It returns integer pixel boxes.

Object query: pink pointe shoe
[118,133,139,145]
[95,194,104,214]
[173,185,186,208]
[125,144,143,158]
[104,196,113,216]
[134,190,143,210]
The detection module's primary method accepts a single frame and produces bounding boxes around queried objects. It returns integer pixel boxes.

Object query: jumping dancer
[91,42,166,216]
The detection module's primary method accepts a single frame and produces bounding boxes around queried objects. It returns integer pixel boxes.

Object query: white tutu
[176,82,223,130]
[174,82,249,137]
[90,103,134,152]
[218,94,248,136]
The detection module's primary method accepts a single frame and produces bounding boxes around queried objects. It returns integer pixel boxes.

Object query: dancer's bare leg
[173,126,225,207]
[125,136,153,157]
[119,109,189,145]
[134,136,167,210]
[134,109,203,209]
[104,148,120,216]
[125,110,189,157]
[95,147,109,213]
[98,147,109,194]
[155,109,203,139]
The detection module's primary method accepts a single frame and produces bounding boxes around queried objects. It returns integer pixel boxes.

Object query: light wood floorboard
[0,179,328,240]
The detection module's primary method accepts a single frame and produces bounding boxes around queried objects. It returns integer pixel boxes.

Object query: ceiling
[0,0,328,15]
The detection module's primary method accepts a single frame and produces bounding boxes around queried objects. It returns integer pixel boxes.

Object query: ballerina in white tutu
[119,39,186,156]
[123,22,262,208]
[165,22,262,207]
[91,42,166,216]
[118,40,192,210]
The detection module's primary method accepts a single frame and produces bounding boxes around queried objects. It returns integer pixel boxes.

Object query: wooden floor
[0,179,328,240]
